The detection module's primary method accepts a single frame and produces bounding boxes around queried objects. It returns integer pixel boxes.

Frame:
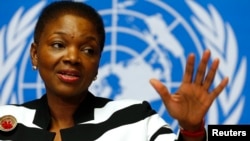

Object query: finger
[209,77,229,100]
[149,78,171,102]
[182,53,195,83]
[203,58,219,90]
[194,50,211,85]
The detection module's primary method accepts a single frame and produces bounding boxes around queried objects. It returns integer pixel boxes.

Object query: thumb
[149,78,171,103]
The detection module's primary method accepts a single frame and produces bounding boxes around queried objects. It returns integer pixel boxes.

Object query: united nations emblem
[88,0,246,132]
[0,0,246,134]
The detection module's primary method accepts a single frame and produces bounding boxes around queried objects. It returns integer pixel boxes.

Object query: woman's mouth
[57,70,80,83]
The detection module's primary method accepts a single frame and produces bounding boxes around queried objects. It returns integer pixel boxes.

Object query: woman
[0,1,228,141]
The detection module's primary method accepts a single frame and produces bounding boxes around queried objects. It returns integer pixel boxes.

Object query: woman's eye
[52,42,64,49]
[82,47,95,55]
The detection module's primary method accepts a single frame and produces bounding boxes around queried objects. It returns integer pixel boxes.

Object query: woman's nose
[63,46,80,64]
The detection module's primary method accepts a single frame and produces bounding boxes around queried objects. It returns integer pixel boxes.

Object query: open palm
[150,50,229,130]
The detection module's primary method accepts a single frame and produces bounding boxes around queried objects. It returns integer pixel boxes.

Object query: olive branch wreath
[0,1,46,105]
[186,0,246,124]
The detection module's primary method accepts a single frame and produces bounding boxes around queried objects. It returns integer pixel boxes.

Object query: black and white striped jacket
[0,92,178,141]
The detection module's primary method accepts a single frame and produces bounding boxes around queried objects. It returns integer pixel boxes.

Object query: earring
[32,66,37,70]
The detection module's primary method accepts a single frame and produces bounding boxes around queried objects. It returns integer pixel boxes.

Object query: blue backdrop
[0,0,249,133]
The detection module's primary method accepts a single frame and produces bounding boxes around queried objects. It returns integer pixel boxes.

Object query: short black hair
[34,1,105,52]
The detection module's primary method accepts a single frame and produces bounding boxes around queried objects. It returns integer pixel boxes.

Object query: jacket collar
[33,91,97,129]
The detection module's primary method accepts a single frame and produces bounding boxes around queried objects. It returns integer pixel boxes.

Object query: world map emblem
[0,0,247,133]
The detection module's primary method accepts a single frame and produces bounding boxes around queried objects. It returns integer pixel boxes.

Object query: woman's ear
[30,42,38,68]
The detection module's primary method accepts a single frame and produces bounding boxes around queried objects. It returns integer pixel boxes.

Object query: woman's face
[31,14,101,99]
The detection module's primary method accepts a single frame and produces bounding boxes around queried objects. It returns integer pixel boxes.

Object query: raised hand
[150,49,229,131]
